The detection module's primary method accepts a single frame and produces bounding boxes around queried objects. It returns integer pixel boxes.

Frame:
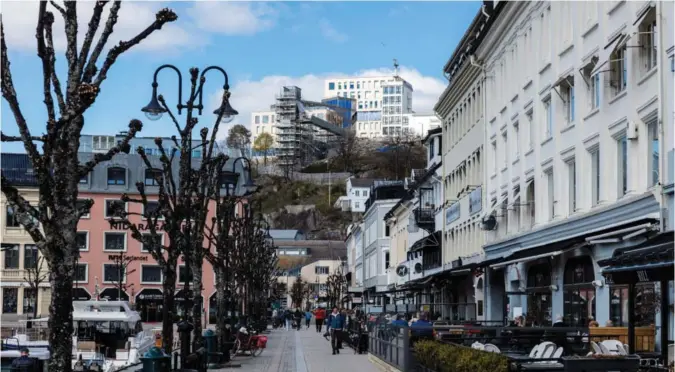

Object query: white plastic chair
[483,343,501,353]
[602,340,626,355]
[537,341,556,359]
[624,344,630,355]
[551,347,563,359]
[471,342,485,350]
[598,342,614,355]
[590,341,603,355]
[528,343,542,358]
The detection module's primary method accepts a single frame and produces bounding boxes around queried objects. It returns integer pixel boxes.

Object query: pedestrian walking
[305,309,313,329]
[294,308,303,330]
[327,306,346,355]
[314,307,326,333]
[284,309,292,331]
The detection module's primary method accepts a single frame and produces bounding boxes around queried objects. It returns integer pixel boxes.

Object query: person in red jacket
[314,307,326,333]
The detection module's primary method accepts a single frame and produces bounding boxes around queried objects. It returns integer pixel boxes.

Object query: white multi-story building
[334,177,374,213]
[251,110,277,159]
[406,113,442,137]
[323,76,413,139]
[477,1,673,340]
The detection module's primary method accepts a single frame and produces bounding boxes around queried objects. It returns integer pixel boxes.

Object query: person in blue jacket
[326,306,346,354]
[410,311,434,346]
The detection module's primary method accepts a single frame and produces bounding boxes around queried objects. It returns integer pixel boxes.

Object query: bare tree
[106,252,138,303]
[0,3,176,369]
[23,256,48,320]
[290,275,308,309]
[368,132,426,180]
[325,267,347,309]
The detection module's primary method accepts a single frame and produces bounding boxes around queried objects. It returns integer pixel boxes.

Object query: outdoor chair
[601,340,626,355]
[598,342,613,355]
[471,342,485,350]
[590,341,603,355]
[483,343,500,353]
[528,343,542,358]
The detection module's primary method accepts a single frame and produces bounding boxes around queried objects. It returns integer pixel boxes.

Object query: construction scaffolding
[273,86,355,175]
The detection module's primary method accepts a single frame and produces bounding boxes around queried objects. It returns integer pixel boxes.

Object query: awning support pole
[660,279,669,360]
[628,283,636,354]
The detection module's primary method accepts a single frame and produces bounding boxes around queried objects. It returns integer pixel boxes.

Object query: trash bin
[140,346,170,372]
[203,329,222,367]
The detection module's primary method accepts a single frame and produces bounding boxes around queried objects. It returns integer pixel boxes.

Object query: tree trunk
[214,268,228,354]
[162,269,177,353]
[191,263,204,350]
[48,255,76,372]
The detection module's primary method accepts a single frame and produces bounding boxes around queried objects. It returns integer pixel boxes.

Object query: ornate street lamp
[141,65,238,122]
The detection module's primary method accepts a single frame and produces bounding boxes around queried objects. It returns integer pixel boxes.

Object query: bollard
[177,320,194,369]
[140,346,171,372]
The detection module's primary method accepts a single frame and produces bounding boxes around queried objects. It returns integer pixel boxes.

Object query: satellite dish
[481,215,497,231]
[407,213,419,233]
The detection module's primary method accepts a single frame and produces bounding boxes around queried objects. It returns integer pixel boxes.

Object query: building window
[546,170,554,220]
[107,167,126,186]
[591,74,601,109]
[144,168,163,186]
[103,264,125,283]
[80,174,89,184]
[23,244,38,269]
[178,266,193,283]
[639,12,657,73]
[591,149,600,206]
[513,122,520,158]
[192,149,202,158]
[526,111,534,149]
[491,141,497,174]
[141,233,162,252]
[143,201,161,219]
[609,283,657,327]
[648,121,659,187]
[354,202,360,209]
[93,135,115,151]
[5,206,20,227]
[77,232,89,251]
[2,244,19,269]
[328,82,335,90]
[74,264,88,282]
[23,288,36,315]
[384,251,390,270]
[77,199,90,218]
[104,232,126,251]
[526,263,553,326]
[141,265,163,283]
[543,98,553,139]
[105,200,126,218]
[254,116,260,124]
[262,115,269,124]
[2,288,18,314]
[563,256,596,327]
[355,190,360,197]
[349,82,354,89]
[617,136,628,197]
[609,47,628,96]
[502,132,508,167]
[385,225,390,237]
[564,85,575,123]
[568,160,577,213]
[315,266,330,275]
[363,190,368,197]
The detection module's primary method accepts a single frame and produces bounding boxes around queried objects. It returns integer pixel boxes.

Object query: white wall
[477,1,672,241]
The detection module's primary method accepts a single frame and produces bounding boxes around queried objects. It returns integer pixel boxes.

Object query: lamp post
[141,64,238,364]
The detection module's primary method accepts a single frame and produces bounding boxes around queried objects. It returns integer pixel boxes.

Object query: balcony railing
[414,207,435,231]
[1,268,25,278]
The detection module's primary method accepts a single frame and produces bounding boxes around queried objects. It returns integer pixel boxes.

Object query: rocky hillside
[254,175,353,240]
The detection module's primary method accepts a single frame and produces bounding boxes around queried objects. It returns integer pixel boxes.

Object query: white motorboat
[2,301,157,372]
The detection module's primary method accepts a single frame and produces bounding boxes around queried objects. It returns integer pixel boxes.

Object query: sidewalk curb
[368,354,402,372]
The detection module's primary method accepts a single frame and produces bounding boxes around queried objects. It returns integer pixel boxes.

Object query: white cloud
[318,19,348,43]
[186,2,278,35]
[208,66,445,140]
[2,1,196,53]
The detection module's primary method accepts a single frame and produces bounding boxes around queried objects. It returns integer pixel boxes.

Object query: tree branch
[36,4,56,124]
[48,0,66,17]
[82,1,121,83]
[78,1,108,81]
[1,132,45,142]
[63,0,79,103]
[92,8,177,88]
[78,119,142,177]
[1,22,43,172]
[44,12,65,113]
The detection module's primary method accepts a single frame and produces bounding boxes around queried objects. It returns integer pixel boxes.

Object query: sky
[1,1,480,153]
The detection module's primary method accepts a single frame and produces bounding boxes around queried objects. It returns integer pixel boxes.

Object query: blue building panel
[322,97,355,128]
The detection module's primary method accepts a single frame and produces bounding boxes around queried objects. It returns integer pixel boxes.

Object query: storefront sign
[108,254,148,261]
[469,187,482,215]
[396,265,408,277]
[445,203,460,225]
[138,294,163,300]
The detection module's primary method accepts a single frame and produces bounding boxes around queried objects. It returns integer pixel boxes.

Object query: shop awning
[598,232,674,284]
[72,288,92,301]
[489,240,588,269]
[410,230,441,252]
[99,288,129,301]
[136,288,163,301]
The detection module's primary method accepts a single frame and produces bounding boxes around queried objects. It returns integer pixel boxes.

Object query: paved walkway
[215,327,379,372]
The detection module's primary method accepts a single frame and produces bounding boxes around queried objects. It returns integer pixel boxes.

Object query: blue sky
[1,1,480,153]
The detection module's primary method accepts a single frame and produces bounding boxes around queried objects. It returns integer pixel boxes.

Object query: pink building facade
[75,153,247,323]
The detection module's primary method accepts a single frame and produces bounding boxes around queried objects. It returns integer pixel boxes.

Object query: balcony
[1,268,25,280]
[414,207,435,231]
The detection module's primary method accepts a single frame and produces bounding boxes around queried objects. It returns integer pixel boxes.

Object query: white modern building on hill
[323,75,415,139]
[476,0,673,347]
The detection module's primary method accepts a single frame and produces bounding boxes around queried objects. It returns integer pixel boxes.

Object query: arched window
[526,263,553,326]
[563,256,596,327]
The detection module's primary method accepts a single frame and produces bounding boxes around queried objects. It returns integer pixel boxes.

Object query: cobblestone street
[215,327,379,372]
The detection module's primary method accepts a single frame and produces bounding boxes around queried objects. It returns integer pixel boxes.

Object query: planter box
[562,356,640,372]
